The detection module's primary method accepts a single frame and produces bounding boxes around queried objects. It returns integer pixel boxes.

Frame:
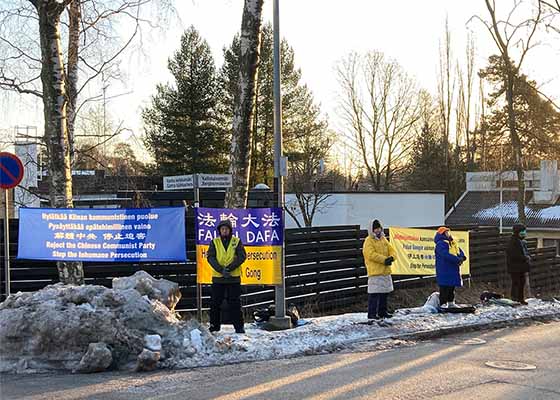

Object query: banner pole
[194,175,202,321]
[3,189,11,298]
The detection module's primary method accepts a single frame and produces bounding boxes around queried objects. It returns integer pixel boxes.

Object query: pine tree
[143,26,228,175]
[406,122,447,191]
[480,55,560,170]
[220,24,328,187]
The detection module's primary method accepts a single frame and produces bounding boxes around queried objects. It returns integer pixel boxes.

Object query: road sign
[163,175,194,191]
[163,174,233,190]
[0,152,24,189]
[197,174,232,188]
[0,152,23,298]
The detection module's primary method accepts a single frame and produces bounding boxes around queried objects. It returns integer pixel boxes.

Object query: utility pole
[500,143,503,234]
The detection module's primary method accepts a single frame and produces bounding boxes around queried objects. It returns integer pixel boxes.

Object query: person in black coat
[207,219,247,333]
[506,223,531,304]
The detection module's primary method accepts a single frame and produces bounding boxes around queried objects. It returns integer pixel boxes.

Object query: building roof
[446,191,560,230]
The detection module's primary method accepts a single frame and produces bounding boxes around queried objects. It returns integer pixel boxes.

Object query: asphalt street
[2,321,560,400]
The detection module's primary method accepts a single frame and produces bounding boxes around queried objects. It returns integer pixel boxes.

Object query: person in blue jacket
[434,227,467,308]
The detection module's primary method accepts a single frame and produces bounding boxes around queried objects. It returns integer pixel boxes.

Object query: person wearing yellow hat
[434,226,467,308]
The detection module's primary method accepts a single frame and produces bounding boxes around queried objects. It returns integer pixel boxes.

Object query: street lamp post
[270,0,291,329]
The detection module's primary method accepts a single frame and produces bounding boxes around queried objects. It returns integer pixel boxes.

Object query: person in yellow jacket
[207,219,247,333]
[363,219,396,319]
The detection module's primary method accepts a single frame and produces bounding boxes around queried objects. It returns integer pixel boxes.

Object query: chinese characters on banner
[389,227,470,275]
[17,208,186,262]
[195,207,283,285]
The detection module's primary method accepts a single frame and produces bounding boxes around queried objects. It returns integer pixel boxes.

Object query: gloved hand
[384,257,394,266]
[222,268,231,278]
[461,255,467,262]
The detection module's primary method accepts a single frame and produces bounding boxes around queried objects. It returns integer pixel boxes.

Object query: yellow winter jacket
[363,235,396,276]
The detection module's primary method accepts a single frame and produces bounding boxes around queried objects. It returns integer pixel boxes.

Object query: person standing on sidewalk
[434,227,467,309]
[207,219,247,333]
[506,223,531,304]
[363,219,395,320]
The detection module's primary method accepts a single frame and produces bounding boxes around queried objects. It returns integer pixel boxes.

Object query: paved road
[2,321,560,400]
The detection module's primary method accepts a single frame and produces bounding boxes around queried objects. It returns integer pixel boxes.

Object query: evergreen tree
[479,55,560,170]
[220,24,329,187]
[143,26,228,175]
[406,122,447,191]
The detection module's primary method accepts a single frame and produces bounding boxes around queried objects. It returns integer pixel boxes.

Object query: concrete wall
[285,192,445,229]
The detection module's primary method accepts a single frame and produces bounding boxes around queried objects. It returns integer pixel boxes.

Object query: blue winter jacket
[434,232,465,287]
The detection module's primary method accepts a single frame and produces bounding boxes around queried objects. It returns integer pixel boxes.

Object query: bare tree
[337,51,421,191]
[285,127,333,227]
[474,0,543,224]
[437,18,455,191]
[29,0,81,283]
[225,0,265,208]
[540,0,560,33]
[462,34,477,168]
[1,0,172,157]
[1,0,171,284]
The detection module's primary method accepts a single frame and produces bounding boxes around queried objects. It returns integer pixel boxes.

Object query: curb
[345,311,560,346]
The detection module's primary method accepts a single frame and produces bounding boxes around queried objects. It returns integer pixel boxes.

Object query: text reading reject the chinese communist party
[17,207,186,262]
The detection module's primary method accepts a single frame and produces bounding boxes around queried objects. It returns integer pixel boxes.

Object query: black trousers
[510,272,527,302]
[210,282,244,330]
[368,293,389,318]
[439,286,455,304]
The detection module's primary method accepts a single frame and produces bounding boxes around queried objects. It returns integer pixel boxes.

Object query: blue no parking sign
[0,152,24,189]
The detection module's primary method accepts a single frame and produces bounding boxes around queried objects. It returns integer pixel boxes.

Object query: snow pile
[112,270,181,310]
[0,279,220,374]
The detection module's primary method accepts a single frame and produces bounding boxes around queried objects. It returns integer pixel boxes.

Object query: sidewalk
[162,298,560,370]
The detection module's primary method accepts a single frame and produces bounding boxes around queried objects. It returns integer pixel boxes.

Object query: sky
[2,0,560,162]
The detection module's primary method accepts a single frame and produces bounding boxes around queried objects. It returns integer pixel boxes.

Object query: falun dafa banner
[195,207,283,285]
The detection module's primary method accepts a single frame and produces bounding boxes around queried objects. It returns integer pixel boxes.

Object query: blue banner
[17,207,186,262]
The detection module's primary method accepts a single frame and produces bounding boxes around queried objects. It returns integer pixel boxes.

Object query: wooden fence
[1,221,559,313]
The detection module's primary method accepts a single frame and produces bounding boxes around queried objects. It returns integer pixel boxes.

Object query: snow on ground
[1,277,559,374]
[164,298,560,370]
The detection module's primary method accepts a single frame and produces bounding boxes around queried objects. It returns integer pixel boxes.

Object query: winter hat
[437,226,450,235]
[217,219,233,234]
[372,220,382,230]
[512,223,526,235]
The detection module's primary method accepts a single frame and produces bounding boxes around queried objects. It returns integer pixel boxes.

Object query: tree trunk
[35,0,84,285]
[224,0,264,208]
[66,0,81,163]
[505,71,527,224]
